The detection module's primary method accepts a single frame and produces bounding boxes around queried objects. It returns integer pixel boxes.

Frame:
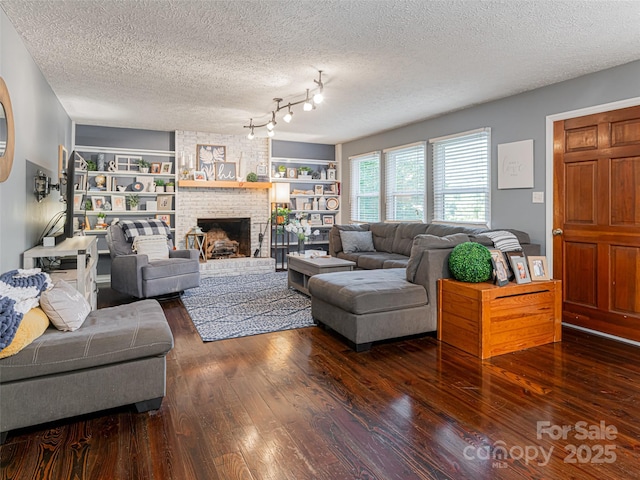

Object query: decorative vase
[97,153,105,171]
[298,237,305,254]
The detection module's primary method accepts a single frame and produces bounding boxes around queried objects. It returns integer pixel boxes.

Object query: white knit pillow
[40,280,91,332]
[132,234,170,262]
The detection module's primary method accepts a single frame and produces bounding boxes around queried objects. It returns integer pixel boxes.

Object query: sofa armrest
[111,254,149,298]
[411,249,454,306]
[170,249,199,261]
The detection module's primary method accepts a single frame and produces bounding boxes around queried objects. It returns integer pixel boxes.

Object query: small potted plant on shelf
[128,194,140,211]
[298,166,313,178]
[154,178,165,192]
[84,199,93,211]
[95,212,107,230]
[165,180,175,192]
[138,158,150,173]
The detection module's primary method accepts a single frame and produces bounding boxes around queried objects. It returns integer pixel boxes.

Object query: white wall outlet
[532,191,544,203]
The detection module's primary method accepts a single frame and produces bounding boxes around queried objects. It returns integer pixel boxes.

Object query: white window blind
[349,151,381,222]
[384,142,426,222]
[431,128,491,225]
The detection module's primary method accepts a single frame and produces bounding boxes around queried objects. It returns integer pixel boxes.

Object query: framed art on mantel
[197,144,226,181]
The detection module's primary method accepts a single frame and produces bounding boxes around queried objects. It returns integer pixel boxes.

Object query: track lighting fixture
[247,119,255,139]
[283,105,293,123]
[243,70,325,138]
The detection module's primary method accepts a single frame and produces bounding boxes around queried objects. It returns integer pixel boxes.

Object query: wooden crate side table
[437,279,562,359]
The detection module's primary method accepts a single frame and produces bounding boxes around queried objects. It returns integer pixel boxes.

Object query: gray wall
[341,60,640,253]
[272,140,335,160]
[0,10,72,272]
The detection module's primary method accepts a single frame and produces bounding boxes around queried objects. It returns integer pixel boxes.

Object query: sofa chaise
[310,222,539,351]
[0,299,173,443]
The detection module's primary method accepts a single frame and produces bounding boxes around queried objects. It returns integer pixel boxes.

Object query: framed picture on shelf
[509,255,531,284]
[314,184,324,195]
[91,196,105,211]
[257,164,268,176]
[145,200,157,212]
[150,162,161,174]
[111,194,126,212]
[310,213,321,225]
[215,161,236,180]
[73,193,83,211]
[161,162,172,174]
[157,194,172,211]
[156,214,171,227]
[287,167,297,179]
[327,168,336,180]
[197,144,225,181]
[193,170,207,181]
[528,256,550,281]
[322,215,334,226]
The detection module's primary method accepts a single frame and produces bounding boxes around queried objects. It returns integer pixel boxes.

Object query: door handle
[552,229,563,236]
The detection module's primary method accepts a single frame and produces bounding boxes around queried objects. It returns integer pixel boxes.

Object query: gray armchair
[106,222,200,298]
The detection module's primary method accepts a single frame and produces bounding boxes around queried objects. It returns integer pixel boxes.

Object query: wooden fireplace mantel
[178,180,272,189]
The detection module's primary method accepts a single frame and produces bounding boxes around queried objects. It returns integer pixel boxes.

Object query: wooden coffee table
[287,255,356,295]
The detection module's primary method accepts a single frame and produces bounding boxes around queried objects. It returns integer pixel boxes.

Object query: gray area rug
[181,271,314,342]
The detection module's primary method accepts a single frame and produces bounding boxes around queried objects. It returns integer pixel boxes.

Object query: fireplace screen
[197,218,250,258]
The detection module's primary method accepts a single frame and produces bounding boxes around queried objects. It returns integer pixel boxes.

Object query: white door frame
[544,97,640,273]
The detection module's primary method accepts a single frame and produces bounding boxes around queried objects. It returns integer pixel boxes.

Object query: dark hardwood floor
[2,287,640,479]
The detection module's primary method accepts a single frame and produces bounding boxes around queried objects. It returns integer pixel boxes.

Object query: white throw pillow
[40,279,91,332]
[132,234,170,262]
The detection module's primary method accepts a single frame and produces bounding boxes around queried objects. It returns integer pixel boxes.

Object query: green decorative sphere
[448,242,492,283]
[246,172,258,182]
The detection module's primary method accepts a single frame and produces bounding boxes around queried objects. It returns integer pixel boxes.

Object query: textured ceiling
[1,0,640,144]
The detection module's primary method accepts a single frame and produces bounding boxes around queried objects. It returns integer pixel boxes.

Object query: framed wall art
[215,162,236,181]
[197,144,225,181]
[157,194,172,211]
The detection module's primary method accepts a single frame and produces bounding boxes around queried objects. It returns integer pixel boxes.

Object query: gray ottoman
[0,299,173,443]
[308,268,430,351]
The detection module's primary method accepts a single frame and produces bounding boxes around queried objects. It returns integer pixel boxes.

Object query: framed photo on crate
[509,254,531,284]
[489,249,509,286]
[528,256,550,281]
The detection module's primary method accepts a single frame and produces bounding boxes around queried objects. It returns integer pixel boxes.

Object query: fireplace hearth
[197,218,250,258]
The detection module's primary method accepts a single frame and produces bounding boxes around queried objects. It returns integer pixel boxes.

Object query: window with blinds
[431,128,491,225]
[384,142,426,222]
[349,151,381,222]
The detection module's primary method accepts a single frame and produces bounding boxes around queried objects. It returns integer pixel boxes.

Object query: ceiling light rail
[245,70,324,139]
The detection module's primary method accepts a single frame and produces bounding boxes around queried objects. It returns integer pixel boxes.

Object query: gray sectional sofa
[310,222,539,351]
[0,300,173,443]
[329,222,538,269]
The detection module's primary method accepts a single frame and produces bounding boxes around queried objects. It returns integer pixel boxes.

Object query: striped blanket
[0,269,52,352]
[482,230,522,252]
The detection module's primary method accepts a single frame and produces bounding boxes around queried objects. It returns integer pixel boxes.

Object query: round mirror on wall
[0,77,15,183]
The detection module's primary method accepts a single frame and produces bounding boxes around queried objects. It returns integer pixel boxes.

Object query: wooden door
[553,105,640,341]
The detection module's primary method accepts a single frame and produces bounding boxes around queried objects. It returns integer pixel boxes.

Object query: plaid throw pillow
[120,219,172,243]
